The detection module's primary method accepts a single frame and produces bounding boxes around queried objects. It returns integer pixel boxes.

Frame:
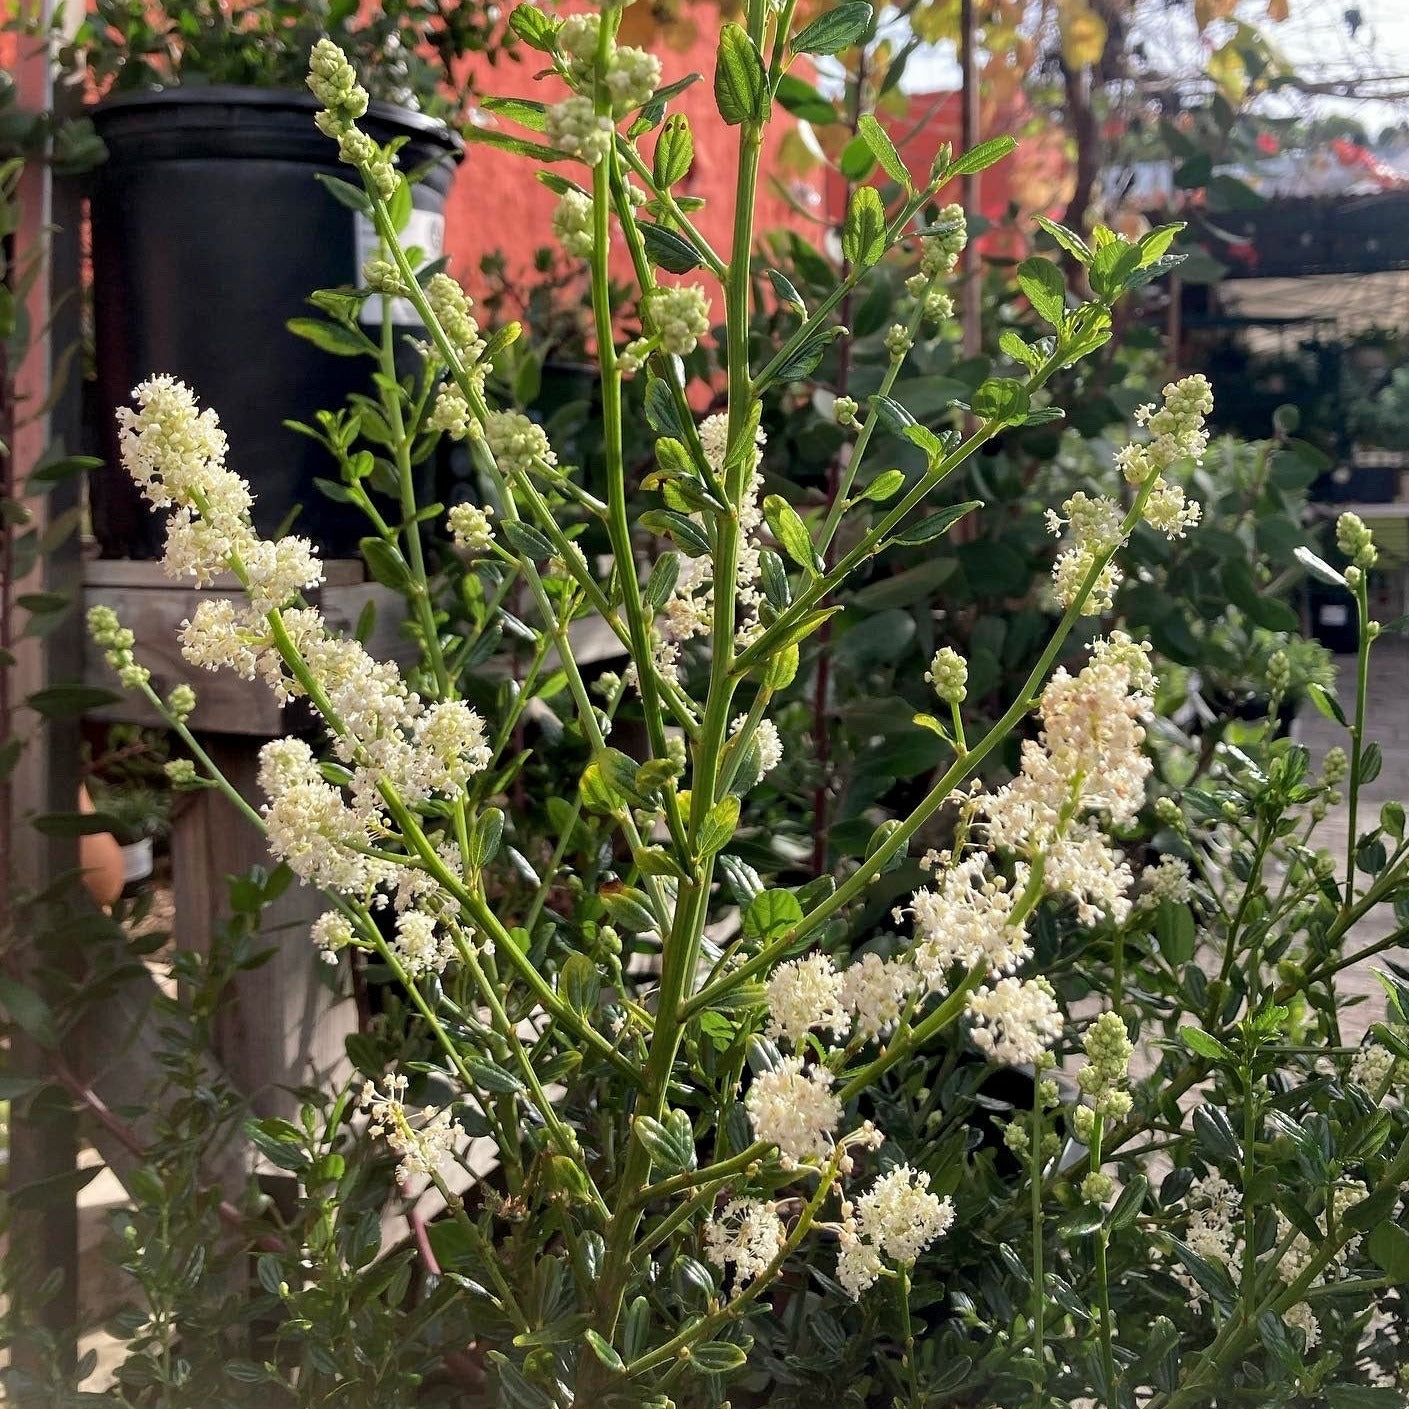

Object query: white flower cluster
[311,910,354,964]
[486,410,557,478]
[1350,1031,1407,1100]
[925,647,968,704]
[965,976,1063,1066]
[425,273,494,441]
[118,382,493,955]
[703,1199,785,1290]
[905,204,967,322]
[653,285,711,358]
[744,1056,843,1168]
[447,502,496,556]
[836,1165,955,1298]
[361,1075,458,1186]
[762,949,920,1052]
[651,414,767,678]
[730,714,784,779]
[1178,1173,1240,1301]
[546,96,616,168]
[119,376,324,608]
[1271,1179,1368,1348]
[1140,855,1193,907]
[556,13,661,116]
[552,188,595,258]
[1049,376,1211,613]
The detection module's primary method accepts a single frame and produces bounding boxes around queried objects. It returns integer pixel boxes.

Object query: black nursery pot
[88,86,462,560]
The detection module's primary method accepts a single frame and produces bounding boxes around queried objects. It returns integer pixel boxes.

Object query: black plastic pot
[88,86,462,560]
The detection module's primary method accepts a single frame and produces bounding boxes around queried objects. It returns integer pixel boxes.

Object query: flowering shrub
[85,8,1409,1407]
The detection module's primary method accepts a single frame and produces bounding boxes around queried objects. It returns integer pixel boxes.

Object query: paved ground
[1291,639,1409,1044]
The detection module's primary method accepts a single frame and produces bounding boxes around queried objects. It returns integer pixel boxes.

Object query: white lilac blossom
[764,954,849,1047]
[965,976,1064,1066]
[447,503,496,555]
[703,1199,785,1290]
[361,1075,457,1185]
[840,953,916,1039]
[836,1165,955,1298]
[745,1056,843,1168]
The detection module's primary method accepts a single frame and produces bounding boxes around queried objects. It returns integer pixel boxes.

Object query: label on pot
[355,210,446,327]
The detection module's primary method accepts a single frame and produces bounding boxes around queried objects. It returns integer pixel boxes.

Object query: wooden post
[5,20,86,1377]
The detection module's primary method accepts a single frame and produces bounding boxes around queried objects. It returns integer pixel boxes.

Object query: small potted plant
[85,780,169,891]
[68,0,504,558]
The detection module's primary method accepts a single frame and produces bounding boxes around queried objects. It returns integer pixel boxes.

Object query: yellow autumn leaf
[1206,41,1248,101]
[911,0,961,44]
[1060,1,1108,69]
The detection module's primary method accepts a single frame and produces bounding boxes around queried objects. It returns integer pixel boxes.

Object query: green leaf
[31,811,121,837]
[841,184,887,269]
[645,552,681,611]
[635,1109,696,1174]
[482,96,549,132]
[359,536,413,591]
[466,1055,523,1095]
[775,73,837,125]
[971,377,1031,424]
[892,500,982,546]
[653,113,694,189]
[688,1341,748,1373]
[856,114,911,190]
[771,324,845,382]
[793,2,873,55]
[1180,1026,1234,1063]
[763,494,820,572]
[27,684,121,717]
[583,1329,624,1372]
[501,519,554,561]
[839,134,876,182]
[314,172,372,213]
[767,269,806,313]
[467,808,505,869]
[943,135,1017,179]
[1106,1174,1148,1231]
[286,317,376,358]
[1156,901,1196,964]
[859,469,905,503]
[1294,546,1347,588]
[1306,683,1347,727]
[0,977,57,1045]
[508,4,558,50]
[1016,256,1066,328]
[640,222,704,274]
[742,889,803,942]
[698,796,740,855]
[1367,1220,1409,1284]
[1193,1104,1241,1164]
[1359,740,1383,786]
[714,24,769,126]
[462,126,569,163]
[759,547,791,610]
[640,509,711,558]
[1033,214,1092,266]
[1323,1388,1407,1409]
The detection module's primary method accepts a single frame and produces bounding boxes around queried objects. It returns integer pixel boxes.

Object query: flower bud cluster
[551,188,596,258]
[88,604,150,690]
[925,647,968,704]
[308,42,398,200]
[1337,510,1378,571]
[555,12,661,117]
